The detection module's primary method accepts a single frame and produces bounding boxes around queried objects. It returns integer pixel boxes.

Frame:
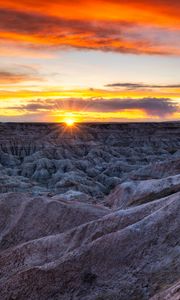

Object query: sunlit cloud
[0,86,180,101]
[1,0,180,28]
[0,1,179,56]
[2,97,179,119]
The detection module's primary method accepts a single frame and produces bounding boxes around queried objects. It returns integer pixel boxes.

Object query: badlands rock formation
[0,122,179,299]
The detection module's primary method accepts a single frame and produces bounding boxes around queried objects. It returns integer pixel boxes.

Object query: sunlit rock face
[0,122,179,299]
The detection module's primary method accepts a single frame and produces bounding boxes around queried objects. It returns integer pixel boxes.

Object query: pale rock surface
[106,174,180,209]
[150,281,180,300]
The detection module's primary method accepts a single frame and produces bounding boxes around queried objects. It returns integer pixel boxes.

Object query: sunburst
[65,118,75,126]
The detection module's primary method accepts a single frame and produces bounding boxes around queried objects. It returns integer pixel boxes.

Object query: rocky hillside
[0,122,179,299]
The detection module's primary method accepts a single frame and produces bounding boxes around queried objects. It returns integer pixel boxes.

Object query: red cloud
[0,1,179,55]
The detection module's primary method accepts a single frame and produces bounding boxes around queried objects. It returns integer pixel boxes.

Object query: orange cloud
[1,1,180,28]
[0,1,179,55]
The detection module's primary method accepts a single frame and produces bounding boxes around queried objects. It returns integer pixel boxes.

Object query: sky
[0,0,180,123]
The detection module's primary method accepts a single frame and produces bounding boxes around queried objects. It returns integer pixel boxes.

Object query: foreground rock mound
[0,190,179,299]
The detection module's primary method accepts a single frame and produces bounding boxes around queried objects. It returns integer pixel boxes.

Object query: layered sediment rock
[0,122,179,299]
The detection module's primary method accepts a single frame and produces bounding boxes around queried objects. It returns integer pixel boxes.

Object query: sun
[65,118,75,126]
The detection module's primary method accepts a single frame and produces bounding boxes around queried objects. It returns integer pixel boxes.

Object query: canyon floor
[0,122,179,299]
